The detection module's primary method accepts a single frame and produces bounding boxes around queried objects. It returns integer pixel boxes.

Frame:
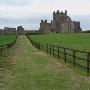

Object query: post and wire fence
[26,35,90,76]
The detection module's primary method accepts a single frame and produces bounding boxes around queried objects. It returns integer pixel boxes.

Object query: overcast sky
[0,0,90,30]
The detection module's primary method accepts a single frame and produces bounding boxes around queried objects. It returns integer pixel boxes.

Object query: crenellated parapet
[40,20,47,25]
[53,10,67,16]
[39,20,51,33]
[53,10,67,23]
[73,21,82,32]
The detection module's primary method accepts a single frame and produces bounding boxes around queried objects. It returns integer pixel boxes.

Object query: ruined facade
[17,26,25,35]
[0,26,26,35]
[0,29,3,35]
[39,10,82,33]
[0,26,38,35]
[3,27,17,34]
[39,20,51,33]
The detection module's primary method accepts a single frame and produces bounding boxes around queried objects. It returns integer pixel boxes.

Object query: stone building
[0,29,3,35]
[0,26,26,35]
[3,27,17,34]
[39,20,51,33]
[17,26,25,35]
[39,10,82,33]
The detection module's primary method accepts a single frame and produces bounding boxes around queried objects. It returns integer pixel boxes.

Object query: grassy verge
[0,46,13,90]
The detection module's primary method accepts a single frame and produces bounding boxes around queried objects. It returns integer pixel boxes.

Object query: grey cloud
[0,14,90,30]
[0,0,33,6]
[71,15,90,30]
[0,0,55,6]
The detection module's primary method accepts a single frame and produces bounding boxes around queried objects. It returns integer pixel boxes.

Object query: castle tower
[53,10,68,32]
[17,26,24,35]
[39,20,51,33]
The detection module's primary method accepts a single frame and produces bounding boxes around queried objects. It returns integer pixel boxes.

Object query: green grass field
[0,35,17,45]
[30,33,90,51]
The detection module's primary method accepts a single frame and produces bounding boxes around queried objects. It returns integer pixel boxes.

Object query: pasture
[0,35,17,45]
[30,33,90,51]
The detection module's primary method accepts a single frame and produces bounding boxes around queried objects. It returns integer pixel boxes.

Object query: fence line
[0,35,18,56]
[26,35,90,76]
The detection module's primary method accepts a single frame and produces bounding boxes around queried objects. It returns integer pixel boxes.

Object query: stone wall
[0,26,25,35]
[17,26,25,35]
[3,27,17,34]
[39,20,51,33]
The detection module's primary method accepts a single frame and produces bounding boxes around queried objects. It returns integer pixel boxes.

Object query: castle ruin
[17,26,25,35]
[0,26,26,35]
[39,10,82,33]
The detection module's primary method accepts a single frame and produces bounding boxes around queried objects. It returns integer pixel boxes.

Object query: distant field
[0,35,17,45]
[30,33,90,51]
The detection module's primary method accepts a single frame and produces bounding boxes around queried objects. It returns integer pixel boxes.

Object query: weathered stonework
[0,26,38,35]
[39,20,51,33]
[3,27,17,35]
[17,26,25,35]
[0,26,26,35]
[0,29,3,35]
[39,10,82,33]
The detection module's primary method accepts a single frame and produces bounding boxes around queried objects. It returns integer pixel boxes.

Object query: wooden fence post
[73,50,76,67]
[36,42,38,48]
[64,48,67,63]
[32,41,34,46]
[39,43,41,49]
[47,44,48,53]
[87,52,90,76]
[37,43,39,49]
[37,42,39,49]
[53,45,54,57]
[50,45,51,55]
[9,44,10,48]
[0,45,2,55]
[9,43,11,48]
[58,46,59,60]
[35,42,37,48]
